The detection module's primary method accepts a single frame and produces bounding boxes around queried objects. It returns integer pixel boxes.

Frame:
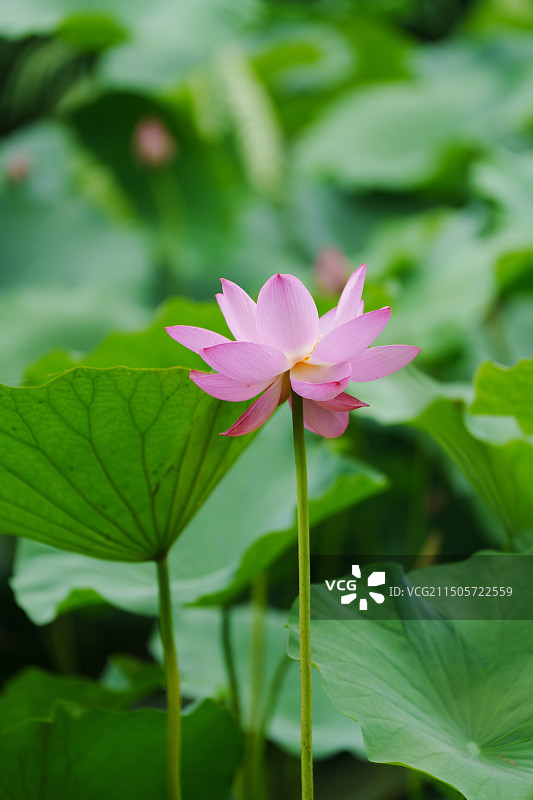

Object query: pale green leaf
[413,398,533,546]
[357,368,533,547]
[471,359,533,435]
[287,556,533,800]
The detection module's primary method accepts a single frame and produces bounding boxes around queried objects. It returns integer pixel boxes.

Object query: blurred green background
[1,1,533,799]
[2,0,533,386]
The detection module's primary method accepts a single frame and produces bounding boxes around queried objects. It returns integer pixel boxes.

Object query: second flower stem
[156,557,182,800]
[291,393,314,800]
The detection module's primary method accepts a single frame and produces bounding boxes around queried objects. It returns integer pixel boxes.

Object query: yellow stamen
[301,338,320,362]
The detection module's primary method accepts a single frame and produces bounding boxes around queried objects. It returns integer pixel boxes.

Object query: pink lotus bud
[314,247,350,295]
[132,117,176,167]
[5,153,31,184]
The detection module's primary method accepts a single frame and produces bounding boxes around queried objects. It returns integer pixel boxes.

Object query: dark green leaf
[0,666,162,735]
[0,699,242,800]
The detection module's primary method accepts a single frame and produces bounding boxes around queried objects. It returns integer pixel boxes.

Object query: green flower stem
[291,393,314,800]
[250,572,267,800]
[156,557,182,800]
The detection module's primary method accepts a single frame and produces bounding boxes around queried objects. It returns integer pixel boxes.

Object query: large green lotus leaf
[413,398,533,547]
[0,699,242,800]
[356,368,533,547]
[0,666,162,735]
[287,557,533,800]
[150,605,366,760]
[11,411,387,623]
[471,359,533,435]
[0,366,251,562]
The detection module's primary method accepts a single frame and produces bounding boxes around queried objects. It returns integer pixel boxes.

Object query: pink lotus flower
[166,266,420,437]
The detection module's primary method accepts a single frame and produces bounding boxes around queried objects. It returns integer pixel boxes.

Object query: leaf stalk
[156,557,182,800]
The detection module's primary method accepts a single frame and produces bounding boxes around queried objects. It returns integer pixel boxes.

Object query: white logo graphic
[335,564,386,611]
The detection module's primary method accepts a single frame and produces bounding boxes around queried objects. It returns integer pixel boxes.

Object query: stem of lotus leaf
[156,557,182,800]
[221,604,242,723]
[291,392,314,800]
[250,572,268,800]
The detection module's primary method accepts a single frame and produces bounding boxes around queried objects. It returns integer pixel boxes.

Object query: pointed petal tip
[315,392,369,411]
[165,324,231,352]
[219,427,249,437]
[257,272,319,360]
[350,343,420,381]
